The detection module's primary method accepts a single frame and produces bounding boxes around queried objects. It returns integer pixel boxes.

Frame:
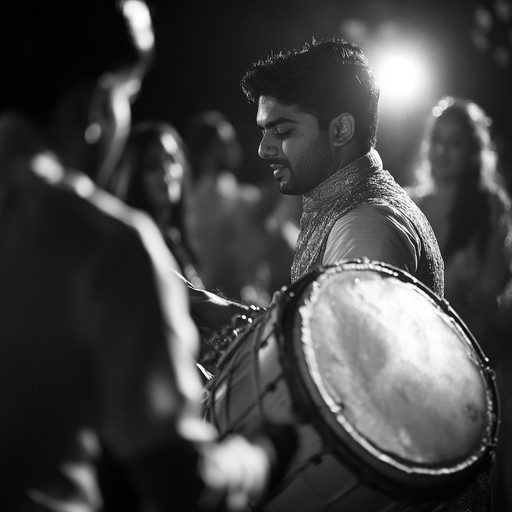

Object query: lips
[271,165,287,180]
[270,160,287,169]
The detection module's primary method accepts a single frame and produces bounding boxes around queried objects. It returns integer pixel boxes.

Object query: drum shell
[203,261,499,512]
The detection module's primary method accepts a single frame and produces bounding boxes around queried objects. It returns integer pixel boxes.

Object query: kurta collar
[302,148,383,212]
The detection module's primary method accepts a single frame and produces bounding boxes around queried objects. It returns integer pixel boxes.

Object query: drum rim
[279,259,499,491]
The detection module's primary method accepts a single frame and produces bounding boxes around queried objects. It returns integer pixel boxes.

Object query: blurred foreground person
[110,121,204,288]
[409,96,512,512]
[0,1,295,511]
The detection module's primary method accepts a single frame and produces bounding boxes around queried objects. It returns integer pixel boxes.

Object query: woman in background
[409,96,512,512]
[110,121,204,287]
[410,96,511,353]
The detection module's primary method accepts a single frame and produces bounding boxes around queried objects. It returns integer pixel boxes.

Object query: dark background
[133,0,512,188]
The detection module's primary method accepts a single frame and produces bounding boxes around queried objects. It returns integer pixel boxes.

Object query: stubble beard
[285,134,332,195]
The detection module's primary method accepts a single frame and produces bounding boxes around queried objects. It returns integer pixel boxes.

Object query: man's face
[256,95,334,195]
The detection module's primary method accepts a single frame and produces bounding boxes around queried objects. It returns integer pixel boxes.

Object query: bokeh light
[374,44,434,110]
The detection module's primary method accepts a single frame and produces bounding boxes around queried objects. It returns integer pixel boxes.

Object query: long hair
[110,121,203,279]
[112,121,190,228]
[414,96,509,260]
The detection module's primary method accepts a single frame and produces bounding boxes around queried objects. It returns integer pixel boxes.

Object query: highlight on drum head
[291,260,497,488]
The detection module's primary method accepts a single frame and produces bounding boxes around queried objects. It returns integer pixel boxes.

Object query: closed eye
[276,129,292,139]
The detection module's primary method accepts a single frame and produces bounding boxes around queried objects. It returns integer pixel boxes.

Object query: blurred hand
[198,424,298,511]
[199,435,271,511]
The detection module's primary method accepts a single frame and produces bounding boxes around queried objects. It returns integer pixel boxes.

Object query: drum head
[288,261,497,488]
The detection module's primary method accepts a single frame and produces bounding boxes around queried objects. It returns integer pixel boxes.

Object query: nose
[258,132,278,159]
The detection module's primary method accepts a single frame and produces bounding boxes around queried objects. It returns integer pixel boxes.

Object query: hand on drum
[184,277,250,329]
[198,435,273,511]
[198,423,298,511]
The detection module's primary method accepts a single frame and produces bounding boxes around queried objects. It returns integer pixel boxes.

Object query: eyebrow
[257,117,297,131]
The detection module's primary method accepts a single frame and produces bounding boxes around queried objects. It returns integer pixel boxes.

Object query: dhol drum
[203,260,499,512]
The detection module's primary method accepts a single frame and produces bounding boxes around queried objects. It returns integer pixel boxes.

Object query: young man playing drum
[188,38,443,363]
[189,38,494,512]
[239,38,444,297]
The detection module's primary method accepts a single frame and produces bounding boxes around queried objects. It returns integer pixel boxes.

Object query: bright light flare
[374,46,433,109]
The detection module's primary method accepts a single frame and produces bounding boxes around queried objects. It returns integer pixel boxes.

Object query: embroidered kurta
[291,149,444,297]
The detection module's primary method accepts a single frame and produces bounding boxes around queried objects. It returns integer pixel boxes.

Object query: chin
[275,178,292,194]
[278,183,293,195]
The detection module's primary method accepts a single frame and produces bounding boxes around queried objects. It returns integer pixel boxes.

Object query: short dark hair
[0,0,153,123]
[240,38,379,149]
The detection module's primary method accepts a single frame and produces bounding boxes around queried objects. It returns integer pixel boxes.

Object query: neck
[334,141,370,171]
[304,148,381,207]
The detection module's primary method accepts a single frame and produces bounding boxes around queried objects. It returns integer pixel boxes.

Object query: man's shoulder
[34,159,146,243]
[337,204,407,227]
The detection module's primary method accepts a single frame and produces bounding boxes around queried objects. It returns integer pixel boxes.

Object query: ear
[329,113,355,147]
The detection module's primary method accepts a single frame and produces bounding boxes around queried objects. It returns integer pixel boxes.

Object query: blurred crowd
[108,109,301,308]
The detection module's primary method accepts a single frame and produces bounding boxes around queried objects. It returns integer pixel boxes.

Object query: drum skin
[203,260,499,512]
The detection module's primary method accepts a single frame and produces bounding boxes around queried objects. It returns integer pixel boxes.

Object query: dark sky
[133,0,512,186]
